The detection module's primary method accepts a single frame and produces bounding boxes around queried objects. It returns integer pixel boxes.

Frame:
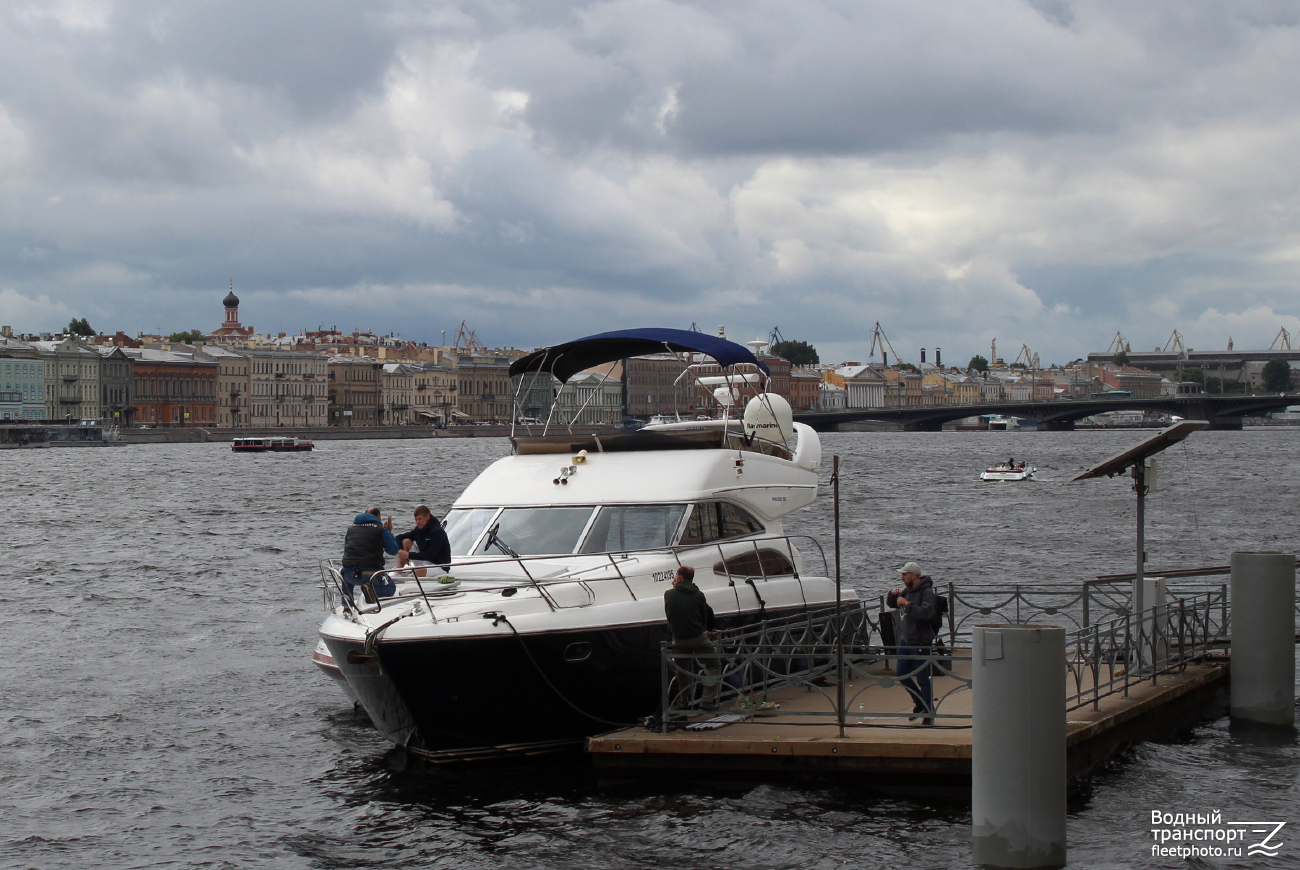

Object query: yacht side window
[678,501,765,545]
[579,504,687,554]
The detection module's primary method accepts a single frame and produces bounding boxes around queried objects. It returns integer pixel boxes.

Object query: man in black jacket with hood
[664,566,721,709]
[887,560,939,725]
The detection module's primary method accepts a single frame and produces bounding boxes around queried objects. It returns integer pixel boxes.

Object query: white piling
[1230,552,1296,726]
[972,625,1067,869]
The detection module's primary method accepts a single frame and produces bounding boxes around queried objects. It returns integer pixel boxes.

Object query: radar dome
[743,393,794,444]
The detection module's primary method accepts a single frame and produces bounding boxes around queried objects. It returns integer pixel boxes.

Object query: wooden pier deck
[587,658,1229,788]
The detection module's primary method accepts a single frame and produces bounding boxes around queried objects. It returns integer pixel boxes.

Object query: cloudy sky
[3,0,1300,364]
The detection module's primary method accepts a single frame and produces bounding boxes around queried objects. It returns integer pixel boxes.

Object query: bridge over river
[794,393,1299,432]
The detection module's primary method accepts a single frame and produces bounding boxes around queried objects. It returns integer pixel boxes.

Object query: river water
[2,430,1297,869]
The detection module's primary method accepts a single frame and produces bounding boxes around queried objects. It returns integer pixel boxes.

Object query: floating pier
[587,657,1228,789]
[587,578,1255,791]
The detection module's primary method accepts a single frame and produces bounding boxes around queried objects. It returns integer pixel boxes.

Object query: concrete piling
[1230,552,1297,726]
[972,625,1067,869]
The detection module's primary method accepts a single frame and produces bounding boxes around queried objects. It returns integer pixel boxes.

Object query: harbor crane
[1105,331,1131,355]
[868,321,904,367]
[1163,330,1186,354]
[767,326,786,351]
[452,320,486,352]
[1012,343,1040,370]
[1270,327,1293,350]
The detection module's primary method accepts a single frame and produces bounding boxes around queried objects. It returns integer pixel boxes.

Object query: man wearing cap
[887,561,939,725]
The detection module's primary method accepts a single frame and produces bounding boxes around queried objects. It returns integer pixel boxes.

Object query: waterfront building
[246,350,328,427]
[829,364,887,408]
[327,356,381,426]
[512,370,560,421]
[622,354,689,420]
[126,349,218,426]
[200,345,251,427]
[380,363,417,425]
[0,336,46,420]
[32,337,101,421]
[818,381,847,410]
[1096,364,1162,398]
[453,351,513,422]
[97,346,135,426]
[411,363,457,426]
[789,368,822,411]
[557,372,623,425]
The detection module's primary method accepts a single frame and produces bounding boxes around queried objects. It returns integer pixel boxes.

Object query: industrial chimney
[936,347,942,367]
[920,348,927,364]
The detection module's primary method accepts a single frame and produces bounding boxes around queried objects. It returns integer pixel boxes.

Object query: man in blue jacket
[342,507,400,600]
[887,561,939,725]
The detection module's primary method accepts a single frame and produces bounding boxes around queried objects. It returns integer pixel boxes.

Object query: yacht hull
[324,606,800,759]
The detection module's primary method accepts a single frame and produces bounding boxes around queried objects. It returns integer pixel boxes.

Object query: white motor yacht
[315,328,853,760]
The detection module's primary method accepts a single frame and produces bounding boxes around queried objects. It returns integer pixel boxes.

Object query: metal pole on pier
[972,625,1066,869]
[833,455,845,738]
[1230,552,1297,726]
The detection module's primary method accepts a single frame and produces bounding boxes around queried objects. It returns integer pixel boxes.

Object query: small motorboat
[231,436,314,452]
[980,460,1035,481]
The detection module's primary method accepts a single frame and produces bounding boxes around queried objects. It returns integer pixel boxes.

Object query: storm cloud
[2,0,1299,363]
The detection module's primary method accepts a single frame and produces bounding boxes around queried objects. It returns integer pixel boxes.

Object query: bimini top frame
[509,327,772,437]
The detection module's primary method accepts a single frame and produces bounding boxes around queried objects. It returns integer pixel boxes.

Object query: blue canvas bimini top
[508,327,769,383]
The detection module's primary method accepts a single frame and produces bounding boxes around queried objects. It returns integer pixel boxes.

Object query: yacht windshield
[444,508,498,556]
[579,504,687,554]
[471,506,595,556]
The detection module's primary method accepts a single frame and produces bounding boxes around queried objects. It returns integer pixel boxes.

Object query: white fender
[791,422,821,472]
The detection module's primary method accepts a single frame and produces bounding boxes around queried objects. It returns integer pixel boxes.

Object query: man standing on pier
[888,561,939,725]
[664,566,721,710]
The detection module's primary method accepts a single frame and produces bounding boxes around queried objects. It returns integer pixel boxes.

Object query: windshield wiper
[484,522,520,559]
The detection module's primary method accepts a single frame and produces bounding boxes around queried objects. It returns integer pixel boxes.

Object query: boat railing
[659,601,974,732]
[317,533,830,619]
[660,582,1231,731]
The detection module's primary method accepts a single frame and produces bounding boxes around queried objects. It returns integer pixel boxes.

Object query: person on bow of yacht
[394,504,451,578]
[342,507,400,600]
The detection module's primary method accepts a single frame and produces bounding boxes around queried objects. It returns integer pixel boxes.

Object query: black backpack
[930,593,949,634]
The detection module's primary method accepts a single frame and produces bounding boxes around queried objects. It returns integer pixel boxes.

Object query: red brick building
[127,349,218,426]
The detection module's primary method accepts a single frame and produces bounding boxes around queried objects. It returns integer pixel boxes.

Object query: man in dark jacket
[887,561,939,724]
[342,507,400,599]
[394,505,452,577]
[664,566,721,709]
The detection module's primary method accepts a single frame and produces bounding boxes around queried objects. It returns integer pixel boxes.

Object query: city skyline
[3,3,1300,365]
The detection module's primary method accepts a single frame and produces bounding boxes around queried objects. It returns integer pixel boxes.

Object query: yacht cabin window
[444,508,498,556]
[678,501,766,545]
[472,506,594,557]
[579,504,687,554]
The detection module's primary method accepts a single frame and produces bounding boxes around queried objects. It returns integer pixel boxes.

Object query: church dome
[223,290,239,308]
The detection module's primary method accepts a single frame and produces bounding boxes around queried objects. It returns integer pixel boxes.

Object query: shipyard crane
[1163,330,1186,354]
[452,320,486,352]
[1270,327,1293,350]
[868,321,904,367]
[1013,343,1040,370]
[767,326,786,351]
[1105,331,1131,355]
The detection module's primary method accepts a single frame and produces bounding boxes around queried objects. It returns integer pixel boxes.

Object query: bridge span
[794,394,1298,432]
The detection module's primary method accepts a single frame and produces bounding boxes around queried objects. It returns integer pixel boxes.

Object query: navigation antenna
[1270,327,1293,350]
[868,321,903,367]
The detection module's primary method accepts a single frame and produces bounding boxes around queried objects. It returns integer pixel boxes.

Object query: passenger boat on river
[232,436,313,452]
[314,328,851,760]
